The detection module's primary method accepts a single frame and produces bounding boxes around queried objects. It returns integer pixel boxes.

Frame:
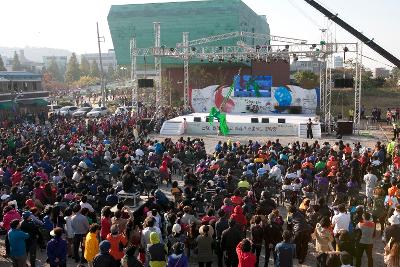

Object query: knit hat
[99,240,111,253]
[388,214,400,225]
[172,224,182,234]
[25,199,35,208]
[22,211,32,219]
[150,232,160,244]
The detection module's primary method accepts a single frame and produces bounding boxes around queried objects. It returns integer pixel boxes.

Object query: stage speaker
[336,120,353,135]
[261,118,269,123]
[138,79,154,88]
[206,116,219,122]
[334,78,354,88]
[278,118,285,123]
[193,117,201,122]
[251,118,259,123]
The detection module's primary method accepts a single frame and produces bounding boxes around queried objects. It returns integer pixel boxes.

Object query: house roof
[0,71,42,81]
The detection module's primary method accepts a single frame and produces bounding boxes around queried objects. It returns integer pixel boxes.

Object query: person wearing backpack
[250,215,264,267]
[167,242,188,267]
[265,209,284,265]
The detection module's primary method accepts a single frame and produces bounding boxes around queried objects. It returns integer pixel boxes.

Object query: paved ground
[0,130,389,266]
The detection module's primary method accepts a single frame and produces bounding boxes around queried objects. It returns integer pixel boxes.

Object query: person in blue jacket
[46,227,67,267]
[8,219,29,267]
[167,242,188,267]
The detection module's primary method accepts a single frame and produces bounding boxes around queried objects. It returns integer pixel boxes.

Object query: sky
[1,0,399,69]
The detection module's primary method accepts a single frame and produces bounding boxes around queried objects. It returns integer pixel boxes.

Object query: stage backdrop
[190,85,319,115]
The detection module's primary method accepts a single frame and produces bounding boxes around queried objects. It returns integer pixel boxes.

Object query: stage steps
[298,123,322,139]
[160,121,184,136]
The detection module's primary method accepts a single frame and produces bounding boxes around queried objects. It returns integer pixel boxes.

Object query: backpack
[251,224,264,245]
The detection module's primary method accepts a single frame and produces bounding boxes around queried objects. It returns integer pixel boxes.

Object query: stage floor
[161,113,321,137]
[169,113,318,124]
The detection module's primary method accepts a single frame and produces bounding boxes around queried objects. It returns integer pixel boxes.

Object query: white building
[334,56,344,69]
[374,68,390,78]
[290,59,326,74]
[81,49,116,72]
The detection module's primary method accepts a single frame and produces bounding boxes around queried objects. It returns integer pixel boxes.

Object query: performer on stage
[307,118,313,139]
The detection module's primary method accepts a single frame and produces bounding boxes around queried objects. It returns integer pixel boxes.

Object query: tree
[345,59,375,89]
[47,57,63,82]
[80,56,91,77]
[0,55,6,71]
[42,70,67,90]
[294,71,319,88]
[73,75,100,88]
[105,64,114,81]
[64,53,81,84]
[12,51,23,71]
[385,67,400,88]
[90,60,100,78]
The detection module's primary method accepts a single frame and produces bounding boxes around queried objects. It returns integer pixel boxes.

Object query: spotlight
[219,46,223,50]
[240,58,244,62]
[343,46,349,52]
[256,45,261,50]
[312,44,317,48]
[200,59,204,62]
[285,45,290,49]
[170,48,175,52]
[191,47,196,52]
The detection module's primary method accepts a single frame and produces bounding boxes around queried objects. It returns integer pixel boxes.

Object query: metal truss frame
[154,22,162,107]
[130,22,362,131]
[176,31,307,47]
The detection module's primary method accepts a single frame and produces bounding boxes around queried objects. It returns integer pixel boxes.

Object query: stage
[160,113,321,138]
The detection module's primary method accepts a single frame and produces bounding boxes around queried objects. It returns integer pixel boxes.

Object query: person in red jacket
[230,205,247,230]
[236,238,256,267]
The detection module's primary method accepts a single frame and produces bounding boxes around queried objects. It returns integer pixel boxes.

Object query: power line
[286,0,322,29]
[361,54,395,69]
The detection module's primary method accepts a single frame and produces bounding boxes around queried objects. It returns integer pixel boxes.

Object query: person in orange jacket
[106,225,128,263]
[236,238,256,267]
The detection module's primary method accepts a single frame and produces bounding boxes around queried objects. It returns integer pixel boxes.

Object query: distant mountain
[0,46,72,62]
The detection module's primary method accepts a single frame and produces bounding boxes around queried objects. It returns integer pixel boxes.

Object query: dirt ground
[0,127,391,267]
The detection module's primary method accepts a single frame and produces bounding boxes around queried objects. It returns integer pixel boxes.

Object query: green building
[107,0,270,66]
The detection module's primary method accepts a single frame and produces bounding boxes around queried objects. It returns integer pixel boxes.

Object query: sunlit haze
[1,0,399,68]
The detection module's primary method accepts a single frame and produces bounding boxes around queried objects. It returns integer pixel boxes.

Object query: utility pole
[97,22,106,107]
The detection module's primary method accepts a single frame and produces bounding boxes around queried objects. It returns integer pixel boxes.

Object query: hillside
[0,46,72,62]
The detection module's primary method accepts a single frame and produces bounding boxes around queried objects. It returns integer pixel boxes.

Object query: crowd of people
[1,112,400,267]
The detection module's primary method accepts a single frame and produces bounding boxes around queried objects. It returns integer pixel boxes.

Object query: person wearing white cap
[167,224,186,252]
[383,214,400,244]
